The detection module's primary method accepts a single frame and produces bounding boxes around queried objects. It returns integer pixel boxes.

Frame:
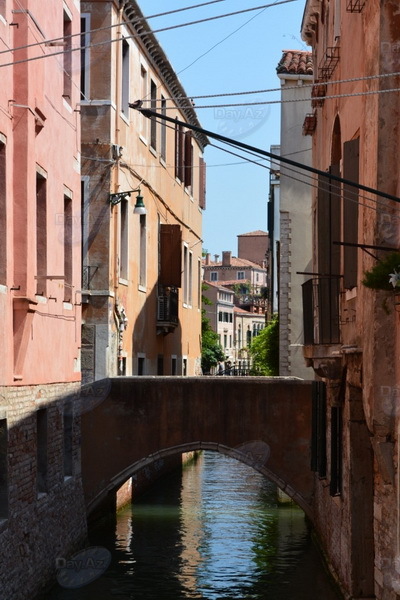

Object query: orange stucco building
[80,0,207,381]
[302,0,400,597]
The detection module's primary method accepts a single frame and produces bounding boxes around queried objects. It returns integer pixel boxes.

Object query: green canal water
[40,451,343,599]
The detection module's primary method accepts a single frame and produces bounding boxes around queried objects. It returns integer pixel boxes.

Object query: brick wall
[0,382,87,600]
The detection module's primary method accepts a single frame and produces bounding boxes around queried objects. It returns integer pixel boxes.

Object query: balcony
[346,0,365,12]
[157,285,179,335]
[303,112,317,135]
[318,46,340,80]
[302,277,342,379]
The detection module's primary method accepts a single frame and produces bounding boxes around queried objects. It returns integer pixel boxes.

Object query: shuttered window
[184,131,193,190]
[330,406,343,496]
[175,120,184,181]
[159,224,182,287]
[199,157,206,210]
[311,380,327,477]
[343,138,359,289]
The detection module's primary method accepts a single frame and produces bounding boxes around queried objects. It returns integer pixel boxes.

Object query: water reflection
[38,451,342,600]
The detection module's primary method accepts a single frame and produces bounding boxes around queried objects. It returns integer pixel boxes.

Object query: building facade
[302,1,400,598]
[80,0,207,381]
[0,1,86,599]
[276,50,314,379]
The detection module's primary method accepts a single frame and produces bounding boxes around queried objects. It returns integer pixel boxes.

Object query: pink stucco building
[0,2,85,599]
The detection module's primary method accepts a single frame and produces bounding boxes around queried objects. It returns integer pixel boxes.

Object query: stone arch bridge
[80,377,314,519]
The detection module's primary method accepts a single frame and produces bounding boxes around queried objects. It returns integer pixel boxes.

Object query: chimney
[222,251,232,266]
[214,254,219,263]
[205,253,211,265]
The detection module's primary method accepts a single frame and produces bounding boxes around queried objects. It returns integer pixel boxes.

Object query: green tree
[201,284,225,374]
[249,315,279,375]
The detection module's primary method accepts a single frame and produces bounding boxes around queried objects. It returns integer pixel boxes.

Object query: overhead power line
[0,0,295,68]
[0,0,228,56]
[141,70,400,103]
[132,105,400,205]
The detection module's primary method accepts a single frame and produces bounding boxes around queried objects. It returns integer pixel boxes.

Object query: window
[81,177,90,289]
[120,198,128,280]
[199,157,206,209]
[80,14,90,99]
[311,381,327,477]
[218,312,222,322]
[175,120,184,181]
[37,409,48,494]
[121,39,130,116]
[157,355,164,375]
[138,214,147,288]
[237,271,245,280]
[36,170,47,295]
[160,96,167,161]
[0,139,6,285]
[138,355,145,375]
[188,251,193,306]
[0,419,8,519]
[183,245,188,304]
[330,406,342,495]
[150,80,157,150]
[159,224,182,287]
[343,138,359,289]
[210,271,218,282]
[184,131,193,191]
[223,334,227,349]
[197,259,201,308]
[64,194,73,302]
[63,9,72,101]
[63,403,73,478]
[171,356,177,375]
[183,245,193,306]
[182,357,187,376]
[140,66,148,138]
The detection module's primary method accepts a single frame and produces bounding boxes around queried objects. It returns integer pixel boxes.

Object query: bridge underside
[80,377,314,519]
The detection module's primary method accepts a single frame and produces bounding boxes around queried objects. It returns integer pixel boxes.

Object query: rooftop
[276,50,313,76]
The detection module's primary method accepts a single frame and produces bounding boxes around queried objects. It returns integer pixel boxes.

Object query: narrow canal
[40,451,342,599]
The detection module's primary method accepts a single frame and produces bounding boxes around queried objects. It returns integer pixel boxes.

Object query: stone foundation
[0,382,87,600]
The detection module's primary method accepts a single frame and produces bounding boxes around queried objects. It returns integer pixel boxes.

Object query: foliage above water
[249,314,279,376]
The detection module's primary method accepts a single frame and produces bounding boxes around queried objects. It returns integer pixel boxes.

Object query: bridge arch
[81,377,314,521]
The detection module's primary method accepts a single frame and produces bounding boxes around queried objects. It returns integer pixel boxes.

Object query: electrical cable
[0,0,296,69]
[0,0,228,56]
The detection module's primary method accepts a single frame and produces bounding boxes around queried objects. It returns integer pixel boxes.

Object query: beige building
[275,50,314,379]
[81,0,207,380]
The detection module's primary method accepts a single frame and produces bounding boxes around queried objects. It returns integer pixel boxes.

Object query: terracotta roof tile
[276,50,313,76]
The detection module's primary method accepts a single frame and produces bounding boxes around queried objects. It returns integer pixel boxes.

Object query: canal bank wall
[115,451,202,511]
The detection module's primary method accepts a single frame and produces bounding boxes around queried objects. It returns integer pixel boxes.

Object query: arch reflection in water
[40,451,342,599]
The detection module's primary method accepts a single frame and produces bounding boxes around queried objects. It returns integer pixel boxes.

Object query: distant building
[237,230,269,266]
[202,281,235,363]
[275,50,314,378]
[203,250,268,314]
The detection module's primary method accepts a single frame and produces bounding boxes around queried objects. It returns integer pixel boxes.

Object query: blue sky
[138,0,308,257]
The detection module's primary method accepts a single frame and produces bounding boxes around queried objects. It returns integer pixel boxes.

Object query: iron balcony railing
[302,277,340,345]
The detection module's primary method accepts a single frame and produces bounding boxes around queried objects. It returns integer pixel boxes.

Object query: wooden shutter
[311,380,327,477]
[174,121,184,181]
[159,224,182,287]
[184,131,193,189]
[343,138,359,289]
[199,157,206,210]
